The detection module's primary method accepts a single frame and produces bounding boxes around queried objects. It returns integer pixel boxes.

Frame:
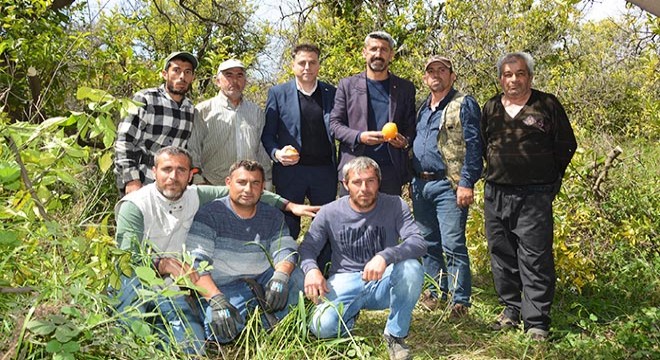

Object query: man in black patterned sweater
[481,51,577,341]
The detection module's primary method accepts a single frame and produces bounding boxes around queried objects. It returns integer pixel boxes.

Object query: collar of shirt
[427,87,457,112]
[296,80,318,96]
[215,91,243,110]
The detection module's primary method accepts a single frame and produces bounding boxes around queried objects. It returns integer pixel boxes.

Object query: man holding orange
[329,31,416,196]
[261,43,337,242]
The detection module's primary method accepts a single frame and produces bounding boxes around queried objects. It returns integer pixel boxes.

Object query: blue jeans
[113,276,206,355]
[412,177,472,305]
[203,267,304,343]
[309,259,423,339]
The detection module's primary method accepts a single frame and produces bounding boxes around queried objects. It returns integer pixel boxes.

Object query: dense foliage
[1,0,658,359]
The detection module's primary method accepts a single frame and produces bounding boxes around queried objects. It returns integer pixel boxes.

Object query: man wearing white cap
[114,51,199,195]
[188,59,272,186]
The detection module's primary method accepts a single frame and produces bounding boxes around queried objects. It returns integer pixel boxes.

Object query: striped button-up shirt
[188,92,272,186]
[114,85,196,190]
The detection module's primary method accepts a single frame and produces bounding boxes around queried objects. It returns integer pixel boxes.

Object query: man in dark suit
[261,43,337,241]
[329,31,416,196]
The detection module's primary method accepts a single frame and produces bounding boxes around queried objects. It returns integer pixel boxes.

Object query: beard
[368,57,388,72]
[156,182,186,201]
[167,81,190,96]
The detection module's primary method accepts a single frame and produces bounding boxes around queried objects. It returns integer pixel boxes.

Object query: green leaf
[98,151,113,173]
[0,162,21,184]
[54,170,78,185]
[61,306,81,318]
[86,313,104,327]
[134,266,164,286]
[130,321,151,338]
[53,352,75,360]
[61,341,80,353]
[0,230,20,248]
[26,319,56,336]
[45,339,63,353]
[119,98,143,119]
[76,87,114,103]
[54,325,80,343]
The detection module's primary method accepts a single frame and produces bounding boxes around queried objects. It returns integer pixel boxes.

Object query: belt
[416,171,444,181]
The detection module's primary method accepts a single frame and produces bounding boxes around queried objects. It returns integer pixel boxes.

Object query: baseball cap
[425,55,453,71]
[163,51,198,70]
[217,59,246,73]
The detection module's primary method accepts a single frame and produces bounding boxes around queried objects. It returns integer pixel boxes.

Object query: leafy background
[1,0,658,359]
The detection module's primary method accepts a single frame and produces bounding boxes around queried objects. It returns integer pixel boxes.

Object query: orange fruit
[285,148,299,155]
[382,122,398,140]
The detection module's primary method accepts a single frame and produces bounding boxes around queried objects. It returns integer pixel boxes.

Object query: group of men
[112,30,576,359]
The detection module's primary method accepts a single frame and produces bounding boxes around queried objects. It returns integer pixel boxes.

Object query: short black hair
[228,160,265,182]
[292,43,321,59]
[154,146,193,169]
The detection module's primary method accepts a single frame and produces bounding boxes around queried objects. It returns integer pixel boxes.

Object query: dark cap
[163,51,198,71]
[425,55,453,71]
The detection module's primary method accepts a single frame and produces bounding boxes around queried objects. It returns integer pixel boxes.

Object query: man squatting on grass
[299,156,427,360]
[186,160,304,343]
[113,146,317,355]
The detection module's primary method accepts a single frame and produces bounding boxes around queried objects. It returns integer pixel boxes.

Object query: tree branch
[5,135,51,221]
[593,146,623,198]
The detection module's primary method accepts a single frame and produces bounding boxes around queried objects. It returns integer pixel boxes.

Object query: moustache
[371,57,385,62]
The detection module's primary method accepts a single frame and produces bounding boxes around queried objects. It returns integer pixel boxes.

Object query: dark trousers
[484,182,556,331]
[274,164,337,274]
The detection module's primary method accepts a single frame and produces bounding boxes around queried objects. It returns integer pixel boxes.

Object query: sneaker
[418,290,440,311]
[450,303,469,319]
[491,312,519,331]
[383,333,412,360]
[527,327,549,341]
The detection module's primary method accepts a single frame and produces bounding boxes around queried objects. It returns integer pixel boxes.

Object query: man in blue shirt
[329,31,416,196]
[412,55,483,317]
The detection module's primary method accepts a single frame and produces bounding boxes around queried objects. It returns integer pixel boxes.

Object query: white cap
[217,59,246,73]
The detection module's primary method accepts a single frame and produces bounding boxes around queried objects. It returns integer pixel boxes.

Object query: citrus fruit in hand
[382,122,398,140]
[284,148,299,155]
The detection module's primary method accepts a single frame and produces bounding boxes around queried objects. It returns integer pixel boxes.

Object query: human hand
[124,180,142,194]
[285,203,321,217]
[359,131,385,145]
[304,269,329,304]
[265,271,290,312]
[275,145,300,166]
[388,133,409,149]
[456,186,474,208]
[362,255,387,281]
[209,293,243,340]
[156,257,200,283]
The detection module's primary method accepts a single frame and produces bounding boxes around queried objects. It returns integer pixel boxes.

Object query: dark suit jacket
[261,79,337,185]
[329,71,416,183]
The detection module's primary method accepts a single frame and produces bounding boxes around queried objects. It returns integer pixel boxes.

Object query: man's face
[343,167,380,212]
[292,50,320,85]
[153,153,192,201]
[362,38,393,73]
[423,62,455,93]
[500,58,533,99]
[162,59,195,97]
[225,167,264,209]
[215,67,246,102]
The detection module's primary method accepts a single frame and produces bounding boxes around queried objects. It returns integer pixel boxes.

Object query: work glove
[265,271,290,313]
[208,294,242,340]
